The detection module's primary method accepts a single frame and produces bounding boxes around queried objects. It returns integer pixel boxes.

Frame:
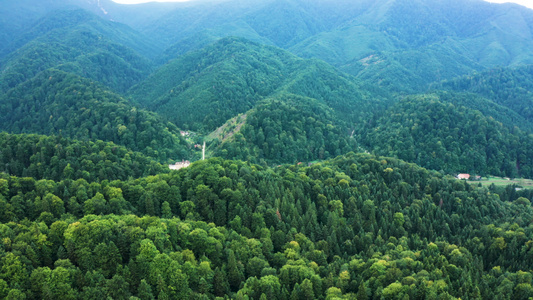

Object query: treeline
[0,69,191,162]
[362,93,533,178]
[215,94,356,164]
[0,132,166,182]
[1,153,533,298]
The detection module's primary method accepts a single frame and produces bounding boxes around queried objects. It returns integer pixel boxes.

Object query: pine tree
[227,250,243,291]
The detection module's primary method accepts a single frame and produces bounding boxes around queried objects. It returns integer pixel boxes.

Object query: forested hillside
[122,0,533,92]
[213,94,357,164]
[0,132,166,182]
[129,37,297,131]
[129,37,384,133]
[437,65,533,124]
[423,90,533,133]
[0,0,178,59]
[362,92,533,178]
[4,0,533,93]
[0,9,155,93]
[0,69,191,162]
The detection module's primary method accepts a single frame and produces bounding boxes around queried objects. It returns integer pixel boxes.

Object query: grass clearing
[471,176,533,189]
[205,113,247,143]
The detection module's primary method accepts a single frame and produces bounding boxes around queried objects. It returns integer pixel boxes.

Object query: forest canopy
[2,0,533,299]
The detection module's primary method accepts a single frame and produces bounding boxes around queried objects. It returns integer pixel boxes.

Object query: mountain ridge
[0,9,158,93]
[129,37,385,132]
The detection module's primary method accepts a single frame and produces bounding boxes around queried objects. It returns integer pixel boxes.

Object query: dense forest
[2,0,533,299]
[0,69,191,162]
[0,132,166,182]
[437,65,533,125]
[362,92,533,178]
[213,94,357,164]
[2,154,533,299]
[129,37,384,133]
[0,9,155,93]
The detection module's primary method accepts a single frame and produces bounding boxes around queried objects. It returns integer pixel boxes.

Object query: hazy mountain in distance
[4,0,533,94]
[291,0,533,92]
[0,0,185,59]
[0,9,156,93]
[1,7,161,59]
[128,0,533,92]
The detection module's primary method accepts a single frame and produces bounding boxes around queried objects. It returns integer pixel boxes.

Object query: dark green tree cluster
[0,132,166,182]
[1,153,533,298]
[280,58,389,124]
[426,91,533,133]
[215,94,356,163]
[362,93,533,177]
[0,69,191,162]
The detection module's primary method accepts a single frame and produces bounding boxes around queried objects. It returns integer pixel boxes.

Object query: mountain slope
[129,37,297,132]
[213,93,358,163]
[140,0,316,51]
[0,0,76,57]
[0,9,155,93]
[132,0,533,92]
[437,65,533,124]
[0,0,179,58]
[362,92,533,177]
[0,69,191,162]
[2,8,160,59]
[130,37,385,133]
[292,0,533,91]
[5,0,533,94]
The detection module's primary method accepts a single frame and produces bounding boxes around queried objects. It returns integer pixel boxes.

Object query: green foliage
[130,37,306,132]
[3,1,533,299]
[437,65,533,127]
[130,37,387,133]
[0,9,155,93]
[362,92,533,177]
[215,94,356,163]
[0,69,191,162]
[0,132,166,182]
[0,153,532,298]
[290,0,533,92]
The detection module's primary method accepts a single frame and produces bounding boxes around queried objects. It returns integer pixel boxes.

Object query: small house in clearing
[457,173,470,180]
[169,160,191,170]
